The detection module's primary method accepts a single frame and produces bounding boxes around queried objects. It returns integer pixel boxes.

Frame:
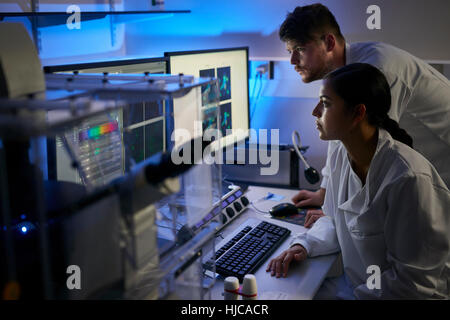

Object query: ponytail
[380,116,413,148]
[324,63,414,148]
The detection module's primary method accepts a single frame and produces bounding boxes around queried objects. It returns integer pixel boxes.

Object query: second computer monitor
[44,57,168,183]
[165,47,250,150]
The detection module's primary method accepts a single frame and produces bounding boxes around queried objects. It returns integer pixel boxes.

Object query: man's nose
[290,51,299,65]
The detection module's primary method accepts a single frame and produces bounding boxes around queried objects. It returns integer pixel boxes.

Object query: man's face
[286,38,331,83]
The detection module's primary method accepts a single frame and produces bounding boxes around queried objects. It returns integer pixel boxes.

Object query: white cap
[241,274,257,300]
[224,276,240,300]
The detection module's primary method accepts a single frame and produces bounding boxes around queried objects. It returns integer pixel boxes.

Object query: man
[280,3,450,224]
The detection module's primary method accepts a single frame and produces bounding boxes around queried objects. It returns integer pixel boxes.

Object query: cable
[250,72,263,121]
[249,192,274,215]
[250,71,260,101]
[291,130,321,184]
[250,202,269,215]
[292,130,310,169]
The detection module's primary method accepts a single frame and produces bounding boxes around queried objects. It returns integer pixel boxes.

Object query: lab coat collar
[337,129,392,215]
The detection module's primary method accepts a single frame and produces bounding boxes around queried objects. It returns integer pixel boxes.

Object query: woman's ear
[352,104,367,124]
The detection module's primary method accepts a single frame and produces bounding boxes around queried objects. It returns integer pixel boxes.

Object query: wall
[126,0,450,62]
[2,1,449,64]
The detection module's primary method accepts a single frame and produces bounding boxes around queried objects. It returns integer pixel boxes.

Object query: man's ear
[323,34,336,52]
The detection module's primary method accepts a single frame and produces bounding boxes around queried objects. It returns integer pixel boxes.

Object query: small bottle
[224,276,240,300]
[241,274,257,300]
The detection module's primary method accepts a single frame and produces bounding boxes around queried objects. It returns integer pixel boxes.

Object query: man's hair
[279,3,345,45]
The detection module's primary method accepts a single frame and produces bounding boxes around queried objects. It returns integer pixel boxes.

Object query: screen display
[165,48,249,150]
[46,58,168,183]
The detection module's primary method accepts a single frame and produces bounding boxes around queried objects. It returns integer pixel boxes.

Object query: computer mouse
[269,203,298,217]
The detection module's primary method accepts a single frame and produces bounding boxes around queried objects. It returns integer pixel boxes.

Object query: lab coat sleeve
[353,175,450,299]
[290,215,341,257]
[378,69,412,122]
[320,140,341,189]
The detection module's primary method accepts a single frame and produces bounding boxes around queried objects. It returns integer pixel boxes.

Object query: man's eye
[296,47,306,53]
[322,101,329,107]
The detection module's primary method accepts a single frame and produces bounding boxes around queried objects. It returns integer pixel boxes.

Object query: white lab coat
[292,129,450,299]
[321,42,450,188]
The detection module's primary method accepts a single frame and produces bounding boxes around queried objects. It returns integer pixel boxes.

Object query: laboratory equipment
[0,22,224,300]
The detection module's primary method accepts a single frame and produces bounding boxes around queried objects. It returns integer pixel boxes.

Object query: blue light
[17,221,35,234]
[20,214,26,220]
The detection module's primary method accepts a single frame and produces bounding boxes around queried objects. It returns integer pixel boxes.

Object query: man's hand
[266,244,307,278]
[304,209,325,228]
[291,188,326,208]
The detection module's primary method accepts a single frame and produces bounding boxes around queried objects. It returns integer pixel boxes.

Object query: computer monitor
[45,57,168,184]
[164,47,250,150]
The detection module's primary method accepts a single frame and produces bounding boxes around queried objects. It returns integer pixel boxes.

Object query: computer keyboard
[211,220,291,281]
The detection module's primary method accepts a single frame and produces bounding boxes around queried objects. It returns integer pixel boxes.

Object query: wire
[250,72,263,121]
[292,130,321,184]
[250,202,269,215]
[249,191,274,215]
[292,130,310,169]
[250,71,260,101]
[222,174,238,188]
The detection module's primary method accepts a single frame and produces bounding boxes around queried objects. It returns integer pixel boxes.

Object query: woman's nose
[312,101,322,117]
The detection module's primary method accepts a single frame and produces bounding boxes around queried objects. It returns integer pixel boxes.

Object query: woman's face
[312,79,355,141]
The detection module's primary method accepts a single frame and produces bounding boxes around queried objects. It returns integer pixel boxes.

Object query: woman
[266,63,449,299]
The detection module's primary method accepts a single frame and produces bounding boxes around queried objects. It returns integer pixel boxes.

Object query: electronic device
[218,186,250,229]
[2,22,223,300]
[205,218,290,282]
[269,203,298,217]
[164,47,250,151]
[44,57,169,184]
[222,142,300,188]
[175,185,250,246]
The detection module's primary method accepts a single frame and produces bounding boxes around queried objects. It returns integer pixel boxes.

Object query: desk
[209,185,340,300]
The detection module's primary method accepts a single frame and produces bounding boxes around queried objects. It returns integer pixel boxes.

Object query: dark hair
[324,63,413,148]
[279,3,345,45]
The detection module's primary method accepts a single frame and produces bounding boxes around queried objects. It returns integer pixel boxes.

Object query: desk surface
[209,185,339,300]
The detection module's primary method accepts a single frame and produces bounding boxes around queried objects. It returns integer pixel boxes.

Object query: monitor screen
[165,47,250,151]
[45,58,168,184]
